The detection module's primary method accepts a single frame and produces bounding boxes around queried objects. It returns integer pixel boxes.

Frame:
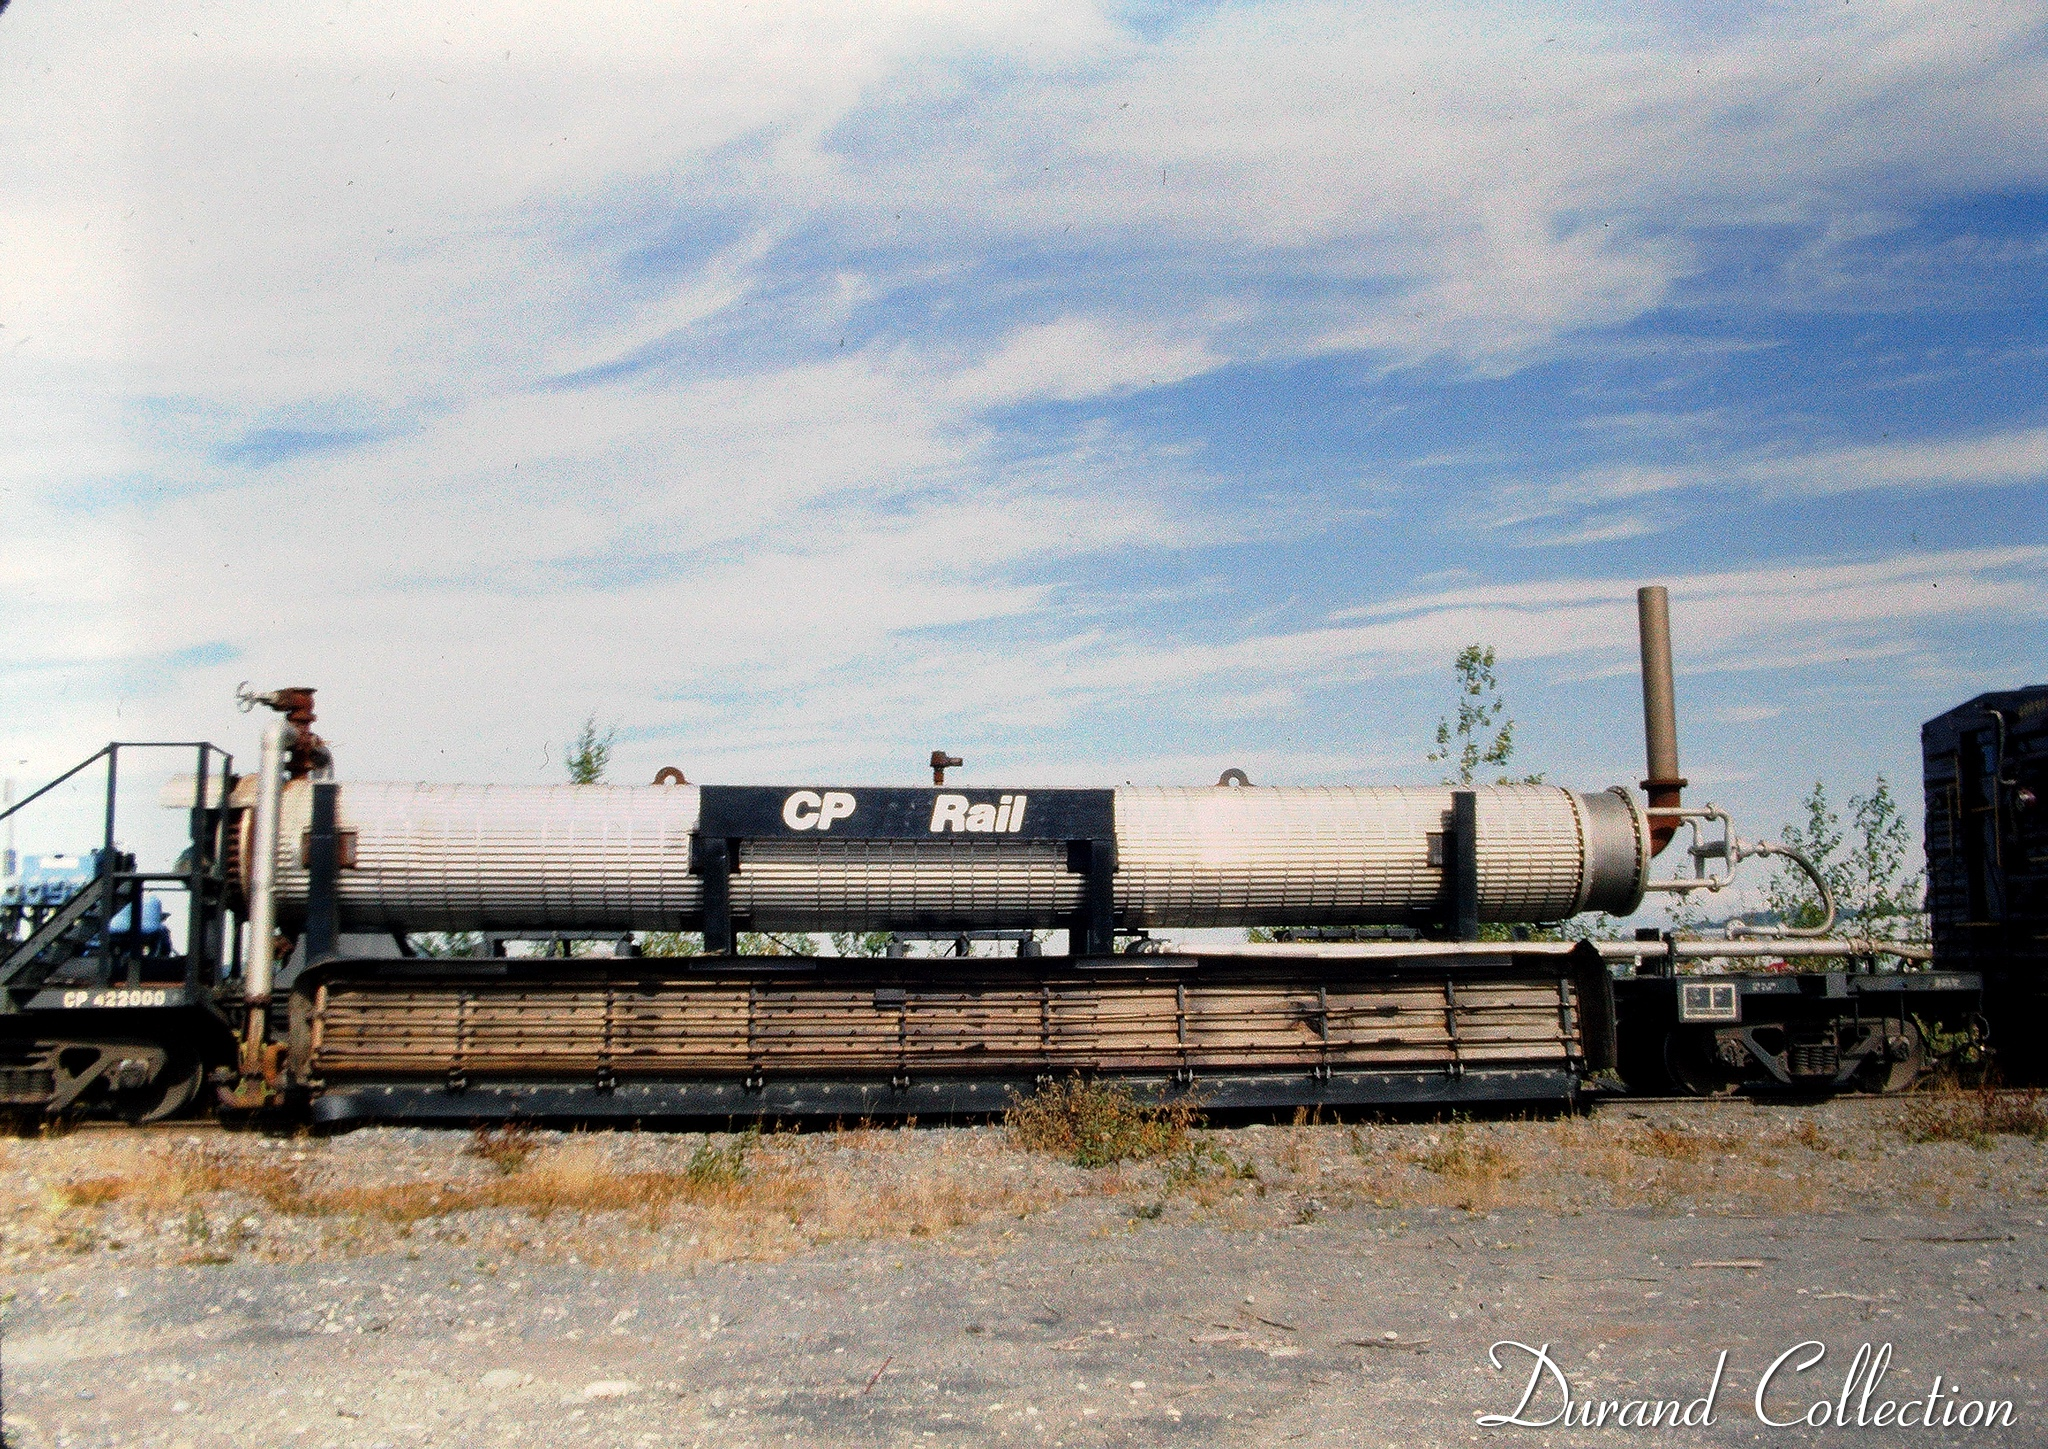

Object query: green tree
[1763,781,1845,931]
[1559,912,1622,943]
[542,715,617,958]
[1249,642,1577,948]
[738,932,815,955]
[638,931,703,958]
[1428,645,1543,786]
[830,931,895,957]
[566,716,616,785]
[639,931,820,957]
[409,930,482,958]
[1434,644,1563,939]
[1764,777,1925,939]
[1843,777,1925,937]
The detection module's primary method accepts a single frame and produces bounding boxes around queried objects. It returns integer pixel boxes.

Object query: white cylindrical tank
[1112,784,1644,927]
[249,779,1646,932]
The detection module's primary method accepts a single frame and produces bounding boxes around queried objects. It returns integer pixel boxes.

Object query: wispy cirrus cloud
[0,0,2043,880]
[1489,423,2048,529]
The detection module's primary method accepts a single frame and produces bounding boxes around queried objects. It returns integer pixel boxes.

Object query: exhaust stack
[1637,585,1686,856]
[243,718,286,1015]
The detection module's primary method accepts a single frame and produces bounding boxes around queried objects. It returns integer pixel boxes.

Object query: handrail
[2,739,239,1005]
[0,747,111,826]
[0,741,232,828]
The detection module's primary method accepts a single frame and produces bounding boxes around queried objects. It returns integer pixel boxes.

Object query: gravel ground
[2,1099,2044,1447]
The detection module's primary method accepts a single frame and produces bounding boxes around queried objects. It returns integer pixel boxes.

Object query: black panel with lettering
[696,786,1114,841]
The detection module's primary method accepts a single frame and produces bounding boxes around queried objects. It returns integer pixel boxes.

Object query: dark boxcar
[1925,686,2048,1082]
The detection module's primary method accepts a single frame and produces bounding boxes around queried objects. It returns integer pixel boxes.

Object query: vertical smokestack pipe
[1637,585,1686,856]
[243,719,286,1036]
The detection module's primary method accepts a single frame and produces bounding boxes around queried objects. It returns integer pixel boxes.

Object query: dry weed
[1161,1140,1260,1197]
[1640,1126,1705,1161]
[1409,1126,1523,1210]
[465,1124,539,1175]
[42,1136,776,1226]
[12,1095,2042,1270]
[1900,1085,2048,1149]
[10,1128,1071,1270]
[58,1176,128,1208]
[1006,1077,1199,1167]
[1276,1119,1320,1174]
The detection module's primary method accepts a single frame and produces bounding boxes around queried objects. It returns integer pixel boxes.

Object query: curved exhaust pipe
[1637,585,1686,857]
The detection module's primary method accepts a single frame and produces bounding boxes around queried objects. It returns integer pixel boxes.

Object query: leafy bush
[1916,1014,1989,1083]
[1005,1077,1199,1167]
[684,1131,755,1187]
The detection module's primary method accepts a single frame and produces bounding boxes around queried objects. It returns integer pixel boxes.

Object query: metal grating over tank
[256,779,1646,933]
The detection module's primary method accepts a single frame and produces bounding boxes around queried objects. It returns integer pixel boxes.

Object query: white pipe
[244,720,287,1005]
[1723,839,1837,937]
[1228,937,1933,963]
[1594,937,1933,963]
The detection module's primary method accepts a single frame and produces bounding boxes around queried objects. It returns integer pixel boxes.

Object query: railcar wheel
[1663,1029,1743,1097]
[1868,1018,1925,1095]
[123,1054,204,1124]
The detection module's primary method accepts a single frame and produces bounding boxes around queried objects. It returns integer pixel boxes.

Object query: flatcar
[0,590,2000,1125]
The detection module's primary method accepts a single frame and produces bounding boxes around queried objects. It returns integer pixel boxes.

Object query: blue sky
[3,2,2045,923]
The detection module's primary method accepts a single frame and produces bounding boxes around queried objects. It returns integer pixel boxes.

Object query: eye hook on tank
[653,767,688,785]
[1216,768,1252,786]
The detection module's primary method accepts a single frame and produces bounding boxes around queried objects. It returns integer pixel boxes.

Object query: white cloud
[1749,426,2048,492]
[1343,551,2048,695]
[944,317,1225,405]
[1714,704,1785,725]
[1517,515,1661,548]
[1523,424,2048,517]
[10,0,2046,407]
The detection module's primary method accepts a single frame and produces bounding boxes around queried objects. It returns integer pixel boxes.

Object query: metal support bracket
[305,782,341,967]
[1068,837,1119,955]
[694,836,735,953]
[1448,790,1480,942]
